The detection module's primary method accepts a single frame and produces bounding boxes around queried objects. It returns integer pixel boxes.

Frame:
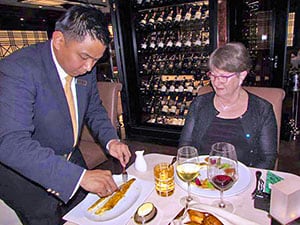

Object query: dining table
[63,153,300,225]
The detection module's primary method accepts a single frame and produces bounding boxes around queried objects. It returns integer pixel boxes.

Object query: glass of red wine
[207,142,238,212]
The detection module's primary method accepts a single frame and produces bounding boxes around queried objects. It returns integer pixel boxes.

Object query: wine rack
[110,0,217,144]
[132,0,214,127]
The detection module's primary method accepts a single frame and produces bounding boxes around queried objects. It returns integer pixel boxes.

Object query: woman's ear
[239,71,248,85]
[52,31,64,50]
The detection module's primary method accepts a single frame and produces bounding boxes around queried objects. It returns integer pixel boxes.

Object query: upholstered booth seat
[79,82,122,169]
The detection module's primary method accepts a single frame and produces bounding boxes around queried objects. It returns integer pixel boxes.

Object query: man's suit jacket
[0,41,118,203]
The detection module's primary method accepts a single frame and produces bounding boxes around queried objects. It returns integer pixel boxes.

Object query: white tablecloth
[64,153,300,225]
[2,153,299,225]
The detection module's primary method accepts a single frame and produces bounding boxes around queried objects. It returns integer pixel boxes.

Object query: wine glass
[207,142,238,212]
[176,146,200,208]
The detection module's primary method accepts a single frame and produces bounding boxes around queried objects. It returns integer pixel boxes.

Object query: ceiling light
[18,0,108,8]
[18,0,68,7]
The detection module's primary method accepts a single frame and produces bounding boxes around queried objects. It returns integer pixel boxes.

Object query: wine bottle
[139,13,148,30]
[160,81,167,97]
[158,59,165,74]
[148,35,156,53]
[179,96,186,116]
[151,76,160,96]
[165,9,174,28]
[184,7,192,23]
[201,2,209,19]
[147,11,157,30]
[185,79,194,103]
[165,36,174,52]
[145,96,155,113]
[150,61,157,75]
[183,32,192,51]
[193,5,201,21]
[157,37,164,54]
[174,7,182,26]
[174,32,182,52]
[161,95,170,115]
[168,81,176,101]
[140,61,148,75]
[201,28,210,47]
[156,11,165,29]
[167,54,175,74]
[139,80,147,96]
[192,32,202,51]
[139,37,148,53]
[177,79,185,101]
[169,96,178,116]
[174,54,183,74]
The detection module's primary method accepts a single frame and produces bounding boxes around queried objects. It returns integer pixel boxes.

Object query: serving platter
[175,155,252,198]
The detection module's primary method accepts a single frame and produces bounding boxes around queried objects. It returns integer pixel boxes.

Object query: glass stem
[181,181,193,222]
[186,181,193,203]
[219,190,225,208]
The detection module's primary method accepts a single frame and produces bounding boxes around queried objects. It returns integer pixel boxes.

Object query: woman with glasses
[179,42,277,169]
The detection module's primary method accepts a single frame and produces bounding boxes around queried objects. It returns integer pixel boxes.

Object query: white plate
[63,175,154,225]
[175,155,252,198]
[83,176,141,221]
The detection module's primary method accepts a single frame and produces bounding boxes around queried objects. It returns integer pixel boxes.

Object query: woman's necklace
[215,92,241,111]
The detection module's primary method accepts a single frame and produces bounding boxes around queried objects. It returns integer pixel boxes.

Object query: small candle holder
[270,178,300,224]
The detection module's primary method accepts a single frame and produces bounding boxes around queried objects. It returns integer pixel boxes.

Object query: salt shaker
[135,150,147,172]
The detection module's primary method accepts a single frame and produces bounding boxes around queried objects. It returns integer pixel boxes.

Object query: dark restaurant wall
[0,4,64,37]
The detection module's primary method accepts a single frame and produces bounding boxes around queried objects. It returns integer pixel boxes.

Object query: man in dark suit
[0,5,131,225]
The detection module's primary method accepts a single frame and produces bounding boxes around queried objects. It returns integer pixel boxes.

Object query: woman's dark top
[199,117,251,165]
[179,91,277,169]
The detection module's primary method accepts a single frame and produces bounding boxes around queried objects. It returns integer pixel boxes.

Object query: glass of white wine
[176,146,200,208]
[207,142,238,212]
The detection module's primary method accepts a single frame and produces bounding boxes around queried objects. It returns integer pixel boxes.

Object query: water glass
[154,163,175,197]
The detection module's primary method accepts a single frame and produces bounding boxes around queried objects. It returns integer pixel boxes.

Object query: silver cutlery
[122,165,128,183]
[169,156,177,167]
[251,170,262,199]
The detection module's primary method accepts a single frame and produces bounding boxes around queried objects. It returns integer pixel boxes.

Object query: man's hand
[108,140,131,167]
[80,170,118,197]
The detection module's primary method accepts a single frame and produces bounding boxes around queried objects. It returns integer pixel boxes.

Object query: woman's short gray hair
[208,42,252,73]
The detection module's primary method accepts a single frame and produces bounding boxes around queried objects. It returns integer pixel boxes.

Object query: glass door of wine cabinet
[110,0,217,144]
[228,0,289,88]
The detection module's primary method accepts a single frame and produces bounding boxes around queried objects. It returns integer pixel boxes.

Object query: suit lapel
[42,42,91,139]
[42,41,72,124]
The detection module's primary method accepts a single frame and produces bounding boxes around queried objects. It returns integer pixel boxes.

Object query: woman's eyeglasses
[207,71,238,82]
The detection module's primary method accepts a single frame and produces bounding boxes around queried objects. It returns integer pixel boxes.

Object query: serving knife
[121,154,128,183]
[122,165,128,183]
